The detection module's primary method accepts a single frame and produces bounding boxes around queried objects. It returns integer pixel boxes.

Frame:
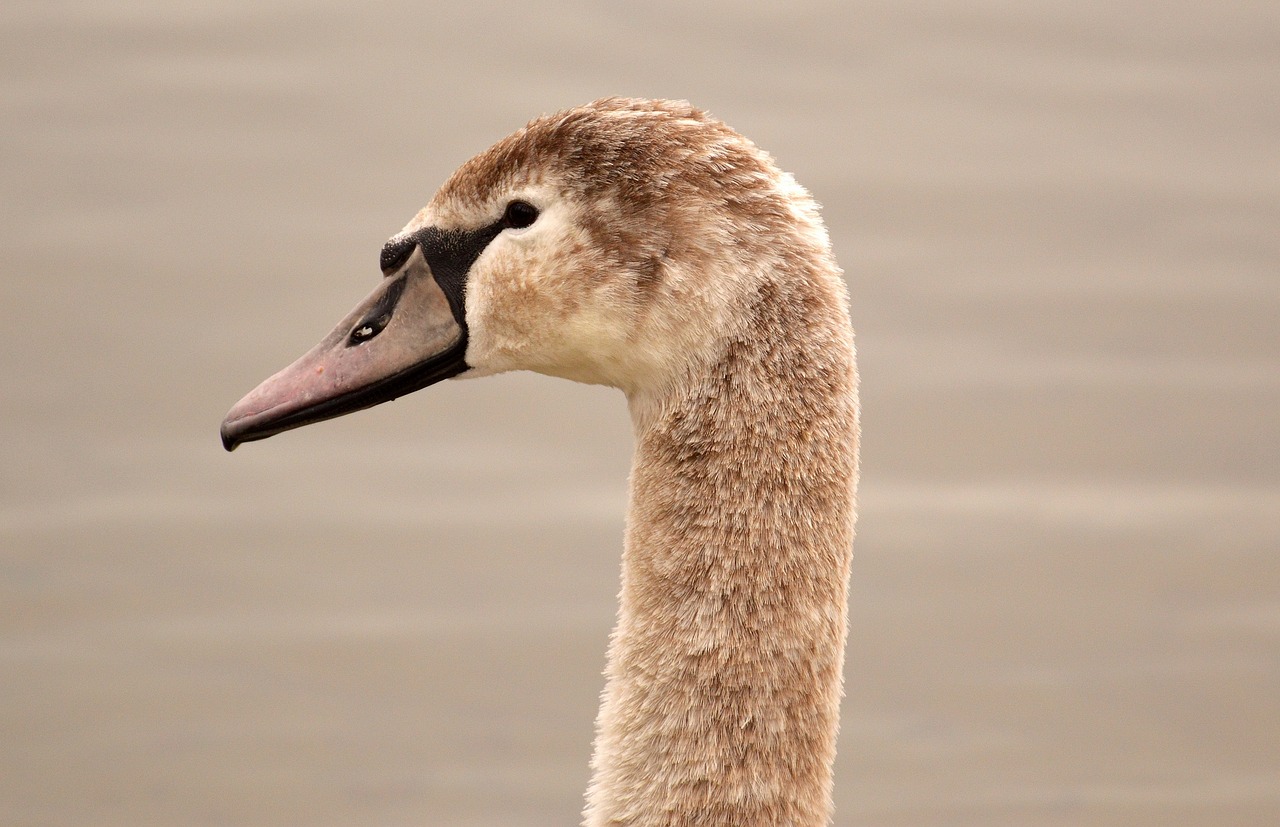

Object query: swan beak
[220,247,466,451]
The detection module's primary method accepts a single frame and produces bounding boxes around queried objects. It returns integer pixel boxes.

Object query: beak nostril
[346,274,408,347]
[348,315,389,345]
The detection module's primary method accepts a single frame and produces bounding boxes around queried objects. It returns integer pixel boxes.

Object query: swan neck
[586,274,859,827]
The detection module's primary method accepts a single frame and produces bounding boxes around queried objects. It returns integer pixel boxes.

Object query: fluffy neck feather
[585,256,859,827]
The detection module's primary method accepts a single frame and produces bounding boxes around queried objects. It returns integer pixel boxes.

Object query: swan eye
[502,200,539,230]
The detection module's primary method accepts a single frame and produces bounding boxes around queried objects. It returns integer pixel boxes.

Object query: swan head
[221,97,832,450]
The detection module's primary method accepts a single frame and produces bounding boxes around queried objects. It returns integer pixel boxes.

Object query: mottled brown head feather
[432,98,790,252]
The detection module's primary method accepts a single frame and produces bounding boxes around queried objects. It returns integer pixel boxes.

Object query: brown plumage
[221,98,859,827]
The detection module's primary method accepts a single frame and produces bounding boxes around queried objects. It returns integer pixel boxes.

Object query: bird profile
[222,98,859,827]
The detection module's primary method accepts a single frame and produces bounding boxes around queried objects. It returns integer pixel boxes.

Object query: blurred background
[2,1,1277,825]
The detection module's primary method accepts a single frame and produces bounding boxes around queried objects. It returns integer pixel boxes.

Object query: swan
[221,98,859,827]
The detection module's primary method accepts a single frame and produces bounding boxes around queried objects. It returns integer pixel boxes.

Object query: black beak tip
[220,422,241,452]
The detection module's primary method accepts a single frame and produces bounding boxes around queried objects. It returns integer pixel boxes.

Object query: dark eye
[502,200,538,229]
